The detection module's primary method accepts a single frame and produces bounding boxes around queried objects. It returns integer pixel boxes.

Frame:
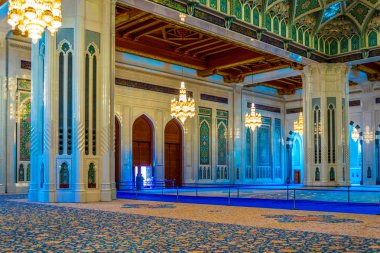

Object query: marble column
[359,82,378,185]
[0,31,6,193]
[28,0,115,203]
[302,63,350,186]
[233,85,243,183]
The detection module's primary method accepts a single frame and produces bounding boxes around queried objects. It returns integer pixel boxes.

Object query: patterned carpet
[1,195,380,252]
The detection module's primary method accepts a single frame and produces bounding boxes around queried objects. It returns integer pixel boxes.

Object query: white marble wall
[0,33,31,194]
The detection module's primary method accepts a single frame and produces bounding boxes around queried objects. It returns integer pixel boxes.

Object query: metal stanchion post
[293,188,296,210]
[237,185,240,199]
[176,186,179,202]
[228,186,231,206]
[162,184,164,196]
[196,185,198,197]
[287,184,289,201]
[347,186,350,204]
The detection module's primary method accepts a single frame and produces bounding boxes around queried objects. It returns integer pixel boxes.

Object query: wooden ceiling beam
[116,37,207,69]
[200,46,237,58]
[123,20,161,36]
[184,40,221,54]
[145,34,182,46]
[203,49,264,70]
[117,14,154,32]
[174,37,214,51]
[193,44,234,57]
[132,23,170,40]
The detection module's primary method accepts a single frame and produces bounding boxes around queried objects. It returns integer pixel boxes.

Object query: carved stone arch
[57,39,73,54]
[115,112,122,126]
[86,41,100,56]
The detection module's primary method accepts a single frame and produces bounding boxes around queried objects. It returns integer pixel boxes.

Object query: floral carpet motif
[263,214,364,223]
[1,194,380,252]
[121,203,176,209]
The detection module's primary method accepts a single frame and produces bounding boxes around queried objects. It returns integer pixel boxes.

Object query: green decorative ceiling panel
[176,0,380,56]
[349,2,370,25]
[295,0,321,18]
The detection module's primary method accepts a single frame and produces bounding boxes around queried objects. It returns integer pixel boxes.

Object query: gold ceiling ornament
[351,128,359,142]
[179,13,186,22]
[293,112,303,136]
[170,81,195,125]
[8,0,62,44]
[245,102,262,131]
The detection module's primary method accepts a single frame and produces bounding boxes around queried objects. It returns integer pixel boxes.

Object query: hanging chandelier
[8,0,62,44]
[351,128,359,142]
[245,102,262,131]
[293,112,304,136]
[170,81,195,124]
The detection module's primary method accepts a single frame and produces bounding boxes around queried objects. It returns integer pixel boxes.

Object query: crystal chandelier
[170,81,195,124]
[293,112,304,136]
[351,128,359,142]
[245,102,262,131]
[8,0,62,44]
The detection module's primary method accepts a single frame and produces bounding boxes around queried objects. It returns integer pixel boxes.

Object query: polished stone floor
[1,194,380,252]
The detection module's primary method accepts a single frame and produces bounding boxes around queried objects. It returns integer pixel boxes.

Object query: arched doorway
[115,116,121,189]
[349,122,362,185]
[164,119,182,186]
[132,115,153,183]
[291,134,303,184]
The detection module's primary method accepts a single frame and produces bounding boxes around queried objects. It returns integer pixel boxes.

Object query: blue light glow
[289,53,303,63]
[323,2,341,22]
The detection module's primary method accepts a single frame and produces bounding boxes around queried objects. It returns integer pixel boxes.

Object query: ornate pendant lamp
[293,112,304,136]
[245,102,262,131]
[170,28,195,125]
[170,80,195,124]
[245,69,262,131]
[8,0,62,44]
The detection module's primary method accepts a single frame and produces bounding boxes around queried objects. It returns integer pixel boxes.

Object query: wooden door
[294,170,301,184]
[132,115,153,180]
[115,117,121,189]
[165,120,182,186]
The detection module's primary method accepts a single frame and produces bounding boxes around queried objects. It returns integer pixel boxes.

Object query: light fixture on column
[293,112,304,136]
[245,102,262,131]
[351,128,359,142]
[363,126,373,144]
[8,0,62,44]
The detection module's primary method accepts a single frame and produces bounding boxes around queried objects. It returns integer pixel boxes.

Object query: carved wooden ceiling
[115,4,303,93]
[354,60,380,81]
[245,75,303,95]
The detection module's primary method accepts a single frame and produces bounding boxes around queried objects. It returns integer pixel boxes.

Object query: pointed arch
[165,119,183,186]
[132,115,154,180]
[349,121,362,185]
[115,116,121,189]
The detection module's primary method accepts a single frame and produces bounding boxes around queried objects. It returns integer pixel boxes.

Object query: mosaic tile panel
[19,101,31,161]
[199,119,210,165]
[217,119,227,166]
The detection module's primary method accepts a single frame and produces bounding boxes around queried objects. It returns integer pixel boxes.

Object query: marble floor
[1,194,380,252]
